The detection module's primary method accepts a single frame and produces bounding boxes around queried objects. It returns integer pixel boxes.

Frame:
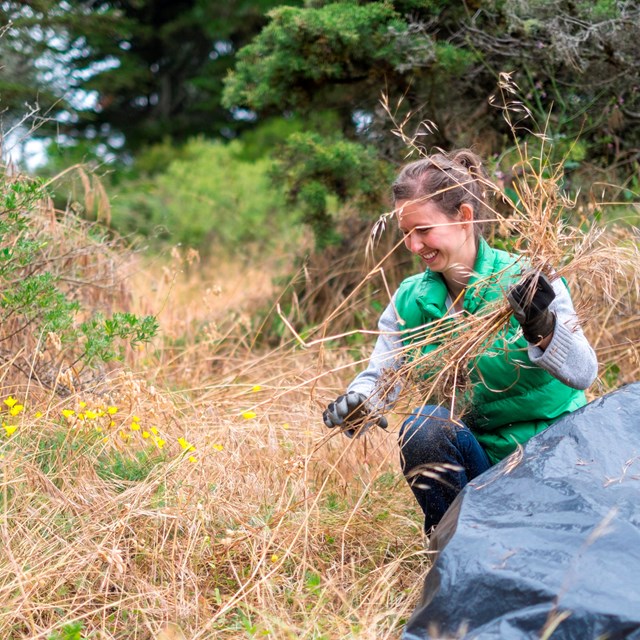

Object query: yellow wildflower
[212,444,224,452]
[178,437,195,451]
[155,437,165,450]
[242,411,257,420]
[79,401,87,408]
[130,422,140,431]
[109,420,116,427]
[107,406,118,415]
[132,415,140,422]
[95,426,103,433]
[188,456,197,463]
[96,409,105,417]
[85,410,97,420]
[142,431,150,439]
[251,385,262,392]
[9,404,24,416]
[271,554,279,563]
[150,427,158,435]
[77,413,85,421]
[282,423,290,429]
[62,409,75,419]
[3,424,17,436]
[3,396,17,408]
[35,411,43,418]
[119,430,130,442]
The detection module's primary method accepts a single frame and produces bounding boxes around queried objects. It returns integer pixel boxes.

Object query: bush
[110,138,299,256]
[0,170,158,392]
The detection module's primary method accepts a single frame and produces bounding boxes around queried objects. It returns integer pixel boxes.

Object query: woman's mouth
[421,249,438,263]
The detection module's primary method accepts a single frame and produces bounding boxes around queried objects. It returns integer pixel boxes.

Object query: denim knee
[398,405,459,453]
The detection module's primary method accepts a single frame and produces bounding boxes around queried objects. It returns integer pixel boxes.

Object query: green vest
[394,238,586,465]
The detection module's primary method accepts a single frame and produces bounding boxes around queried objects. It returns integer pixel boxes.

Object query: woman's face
[397,199,477,277]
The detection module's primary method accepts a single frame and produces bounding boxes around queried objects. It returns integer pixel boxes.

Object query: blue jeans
[399,405,492,532]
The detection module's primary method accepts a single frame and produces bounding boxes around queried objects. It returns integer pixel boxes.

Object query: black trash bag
[404,383,640,640]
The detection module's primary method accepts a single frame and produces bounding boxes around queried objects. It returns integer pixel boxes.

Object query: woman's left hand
[507,270,556,344]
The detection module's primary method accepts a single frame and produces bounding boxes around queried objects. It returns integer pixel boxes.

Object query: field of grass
[0,243,434,639]
[0,155,638,639]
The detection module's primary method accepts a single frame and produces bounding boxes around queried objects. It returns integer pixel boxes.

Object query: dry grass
[1,89,639,638]
[0,246,431,639]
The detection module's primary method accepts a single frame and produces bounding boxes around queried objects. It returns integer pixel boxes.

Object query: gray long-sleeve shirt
[347,277,598,410]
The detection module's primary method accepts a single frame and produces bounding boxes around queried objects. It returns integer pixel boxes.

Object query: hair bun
[451,149,487,179]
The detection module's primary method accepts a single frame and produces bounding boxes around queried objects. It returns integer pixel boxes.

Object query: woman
[322,149,598,533]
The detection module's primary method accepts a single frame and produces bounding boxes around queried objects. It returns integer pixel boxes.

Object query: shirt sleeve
[347,295,405,410]
[526,277,598,390]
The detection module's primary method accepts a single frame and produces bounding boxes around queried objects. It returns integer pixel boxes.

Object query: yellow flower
[79,401,87,408]
[77,413,85,421]
[9,404,24,416]
[95,426,103,433]
[4,396,17,408]
[85,410,97,420]
[102,437,109,444]
[282,423,290,429]
[132,415,140,422]
[130,422,140,431]
[109,420,116,427]
[188,456,197,463]
[242,411,257,420]
[212,444,224,452]
[35,411,43,418]
[271,554,279,563]
[251,385,262,392]
[62,409,75,419]
[96,409,105,417]
[178,437,195,451]
[142,431,150,439]
[155,437,165,450]
[119,430,130,442]
[3,424,17,436]
[150,427,158,435]
[107,406,118,415]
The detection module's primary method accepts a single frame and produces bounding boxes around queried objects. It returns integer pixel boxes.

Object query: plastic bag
[404,383,640,640]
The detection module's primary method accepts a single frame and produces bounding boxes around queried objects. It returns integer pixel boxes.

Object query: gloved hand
[322,391,388,438]
[507,270,556,344]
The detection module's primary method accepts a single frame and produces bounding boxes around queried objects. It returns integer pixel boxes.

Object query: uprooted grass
[310,75,640,419]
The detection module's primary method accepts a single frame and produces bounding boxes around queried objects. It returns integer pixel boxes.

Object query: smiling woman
[397,200,476,304]
[322,148,598,535]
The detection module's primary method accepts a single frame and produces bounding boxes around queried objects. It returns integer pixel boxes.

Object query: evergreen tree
[0,0,301,151]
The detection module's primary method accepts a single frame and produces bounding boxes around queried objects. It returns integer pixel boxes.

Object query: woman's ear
[459,203,474,223]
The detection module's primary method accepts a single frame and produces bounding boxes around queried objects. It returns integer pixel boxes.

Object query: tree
[224,0,640,171]
[0,0,302,152]
[223,1,477,147]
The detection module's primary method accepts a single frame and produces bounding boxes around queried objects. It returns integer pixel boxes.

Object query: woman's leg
[398,405,492,532]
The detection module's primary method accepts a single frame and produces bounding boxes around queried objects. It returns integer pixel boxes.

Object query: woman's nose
[408,232,423,254]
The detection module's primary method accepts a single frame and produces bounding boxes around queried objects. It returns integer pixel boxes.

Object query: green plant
[47,621,83,640]
[0,172,158,387]
[110,138,299,255]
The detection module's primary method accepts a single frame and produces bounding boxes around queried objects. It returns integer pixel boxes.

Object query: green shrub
[110,138,299,256]
[0,172,158,387]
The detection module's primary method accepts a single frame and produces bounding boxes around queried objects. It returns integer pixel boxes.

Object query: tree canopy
[3,0,639,184]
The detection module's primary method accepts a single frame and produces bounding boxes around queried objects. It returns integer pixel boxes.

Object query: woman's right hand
[322,391,388,438]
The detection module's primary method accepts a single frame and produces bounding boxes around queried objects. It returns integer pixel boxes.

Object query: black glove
[322,391,388,438]
[507,270,556,343]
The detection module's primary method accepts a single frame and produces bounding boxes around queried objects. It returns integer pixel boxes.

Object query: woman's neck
[443,237,478,303]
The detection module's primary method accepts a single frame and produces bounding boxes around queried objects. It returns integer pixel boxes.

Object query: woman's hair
[392,149,492,238]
